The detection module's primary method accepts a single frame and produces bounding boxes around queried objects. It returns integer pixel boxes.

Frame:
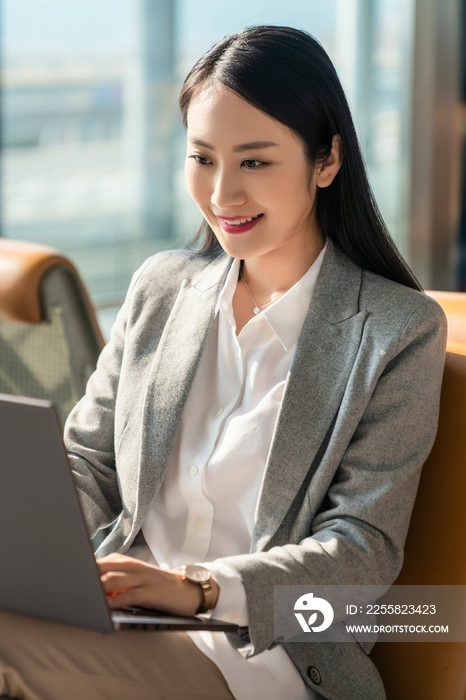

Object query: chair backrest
[370,343,466,699]
[426,291,466,342]
[0,239,104,425]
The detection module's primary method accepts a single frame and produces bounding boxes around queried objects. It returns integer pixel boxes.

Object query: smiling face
[185,82,324,266]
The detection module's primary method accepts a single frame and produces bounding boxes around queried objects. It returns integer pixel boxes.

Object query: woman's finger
[106,587,144,609]
[96,554,153,574]
[100,570,142,595]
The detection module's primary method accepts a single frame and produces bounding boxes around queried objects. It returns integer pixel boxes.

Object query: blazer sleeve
[64,258,153,538]
[208,297,447,656]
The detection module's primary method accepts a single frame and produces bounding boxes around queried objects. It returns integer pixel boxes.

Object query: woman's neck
[240,232,325,301]
[232,230,325,336]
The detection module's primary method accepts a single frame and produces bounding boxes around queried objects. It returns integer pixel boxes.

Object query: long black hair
[179,25,422,291]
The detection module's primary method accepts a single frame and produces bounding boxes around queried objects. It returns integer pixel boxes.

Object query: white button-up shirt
[130,246,327,700]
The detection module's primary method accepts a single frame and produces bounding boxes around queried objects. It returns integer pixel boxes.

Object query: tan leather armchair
[426,291,466,343]
[0,238,104,424]
[370,302,466,700]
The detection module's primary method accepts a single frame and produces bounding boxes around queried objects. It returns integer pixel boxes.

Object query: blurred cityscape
[1,0,409,333]
[2,54,161,312]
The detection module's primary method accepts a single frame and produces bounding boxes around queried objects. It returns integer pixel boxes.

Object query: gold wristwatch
[180,564,215,614]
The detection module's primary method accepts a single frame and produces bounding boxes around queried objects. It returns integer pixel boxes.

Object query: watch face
[184,564,211,583]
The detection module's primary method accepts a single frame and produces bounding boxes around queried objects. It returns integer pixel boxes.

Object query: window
[1,0,422,337]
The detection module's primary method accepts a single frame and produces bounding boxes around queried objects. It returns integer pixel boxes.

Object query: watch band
[196,578,215,614]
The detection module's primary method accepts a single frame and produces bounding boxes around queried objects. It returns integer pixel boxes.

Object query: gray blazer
[65,240,447,700]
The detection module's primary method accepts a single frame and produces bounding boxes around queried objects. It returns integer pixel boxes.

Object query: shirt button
[182,558,194,566]
[228,611,239,621]
[189,465,199,476]
[234,351,239,360]
[215,407,224,417]
[194,518,204,529]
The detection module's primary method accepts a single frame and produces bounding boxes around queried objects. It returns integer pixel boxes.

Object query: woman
[0,25,446,700]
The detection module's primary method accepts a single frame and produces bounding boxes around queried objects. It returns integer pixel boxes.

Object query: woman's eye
[243,159,265,169]
[189,155,212,166]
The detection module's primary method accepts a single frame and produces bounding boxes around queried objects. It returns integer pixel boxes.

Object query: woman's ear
[315,135,342,188]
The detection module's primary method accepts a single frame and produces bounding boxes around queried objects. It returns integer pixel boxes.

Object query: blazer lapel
[251,243,368,551]
[132,253,232,533]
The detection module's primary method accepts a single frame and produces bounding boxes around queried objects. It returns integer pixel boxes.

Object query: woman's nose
[210,171,246,210]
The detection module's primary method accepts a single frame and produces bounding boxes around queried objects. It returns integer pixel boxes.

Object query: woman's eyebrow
[188,138,279,152]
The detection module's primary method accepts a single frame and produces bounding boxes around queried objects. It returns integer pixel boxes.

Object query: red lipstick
[217,214,264,234]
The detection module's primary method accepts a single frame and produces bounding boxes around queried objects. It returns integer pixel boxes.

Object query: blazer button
[307,666,322,685]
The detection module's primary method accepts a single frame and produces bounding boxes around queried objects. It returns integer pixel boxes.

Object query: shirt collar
[215,243,327,351]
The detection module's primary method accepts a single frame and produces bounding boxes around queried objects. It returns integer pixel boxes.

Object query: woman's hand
[97,553,219,617]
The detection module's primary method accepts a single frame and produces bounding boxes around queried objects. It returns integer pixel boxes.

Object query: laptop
[0,393,238,634]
